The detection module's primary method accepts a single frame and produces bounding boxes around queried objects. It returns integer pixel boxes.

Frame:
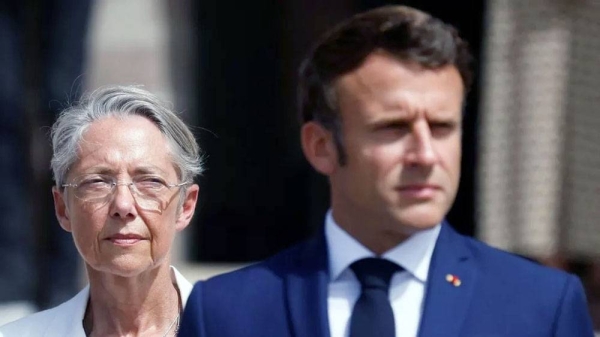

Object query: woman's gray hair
[51,85,204,187]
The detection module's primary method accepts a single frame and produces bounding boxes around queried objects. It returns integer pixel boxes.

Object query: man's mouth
[396,184,441,199]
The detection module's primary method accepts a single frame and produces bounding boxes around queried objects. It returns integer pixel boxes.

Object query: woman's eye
[81,177,108,185]
[141,176,165,183]
[135,177,166,189]
[78,177,112,191]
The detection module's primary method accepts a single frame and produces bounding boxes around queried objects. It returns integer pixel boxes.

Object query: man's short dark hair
[298,5,473,165]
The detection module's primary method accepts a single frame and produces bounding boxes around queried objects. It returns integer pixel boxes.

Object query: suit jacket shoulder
[419,224,594,337]
[464,232,571,281]
[180,236,330,337]
[461,231,585,305]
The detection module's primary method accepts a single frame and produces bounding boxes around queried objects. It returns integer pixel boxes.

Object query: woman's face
[53,115,199,277]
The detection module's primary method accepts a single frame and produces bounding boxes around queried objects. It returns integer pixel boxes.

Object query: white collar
[325,210,440,283]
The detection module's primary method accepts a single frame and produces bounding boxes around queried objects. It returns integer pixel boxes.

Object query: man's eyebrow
[426,110,463,122]
[368,116,411,127]
[427,115,461,122]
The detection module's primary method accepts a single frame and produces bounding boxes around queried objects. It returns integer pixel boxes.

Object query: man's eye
[431,122,453,128]
[384,122,410,130]
[374,122,410,134]
[430,122,456,135]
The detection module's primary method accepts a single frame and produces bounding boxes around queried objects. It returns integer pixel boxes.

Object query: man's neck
[330,208,411,255]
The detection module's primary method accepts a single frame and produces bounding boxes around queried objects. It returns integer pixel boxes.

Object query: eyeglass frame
[60,174,191,209]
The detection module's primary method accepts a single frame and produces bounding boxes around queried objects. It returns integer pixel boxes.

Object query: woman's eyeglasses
[62,174,190,212]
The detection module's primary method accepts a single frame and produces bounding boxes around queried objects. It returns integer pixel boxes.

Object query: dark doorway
[191,0,485,262]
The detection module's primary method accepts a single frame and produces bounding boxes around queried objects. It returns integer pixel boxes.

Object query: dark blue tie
[349,258,400,337]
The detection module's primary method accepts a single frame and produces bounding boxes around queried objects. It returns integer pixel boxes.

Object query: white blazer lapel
[44,286,89,337]
[172,266,193,308]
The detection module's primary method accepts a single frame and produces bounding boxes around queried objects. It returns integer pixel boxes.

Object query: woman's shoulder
[0,307,59,336]
[0,286,89,337]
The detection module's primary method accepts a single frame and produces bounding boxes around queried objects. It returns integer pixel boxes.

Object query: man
[179,5,594,337]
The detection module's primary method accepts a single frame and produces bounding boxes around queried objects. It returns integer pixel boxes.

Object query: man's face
[327,51,463,250]
[53,115,198,278]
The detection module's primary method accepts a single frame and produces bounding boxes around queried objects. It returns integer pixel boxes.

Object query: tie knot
[350,258,400,290]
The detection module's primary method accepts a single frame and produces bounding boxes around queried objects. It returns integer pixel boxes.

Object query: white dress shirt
[325,211,440,337]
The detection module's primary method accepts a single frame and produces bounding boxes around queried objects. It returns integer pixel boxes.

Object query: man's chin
[389,205,446,231]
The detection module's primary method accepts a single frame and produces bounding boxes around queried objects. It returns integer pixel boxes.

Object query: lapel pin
[446,274,461,287]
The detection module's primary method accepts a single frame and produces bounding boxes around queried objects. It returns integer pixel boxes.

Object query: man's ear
[53,186,72,232]
[175,184,199,231]
[300,121,339,176]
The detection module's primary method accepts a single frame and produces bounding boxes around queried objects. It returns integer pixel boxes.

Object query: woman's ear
[53,186,72,232]
[175,184,199,231]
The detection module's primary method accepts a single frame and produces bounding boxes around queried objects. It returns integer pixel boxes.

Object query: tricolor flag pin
[445,274,461,287]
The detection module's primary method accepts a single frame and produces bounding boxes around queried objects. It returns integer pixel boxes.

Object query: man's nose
[405,123,437,166]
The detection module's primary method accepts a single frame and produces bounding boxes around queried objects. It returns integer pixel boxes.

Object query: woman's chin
[86,258,157,278]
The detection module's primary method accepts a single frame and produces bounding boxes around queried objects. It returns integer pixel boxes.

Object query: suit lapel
[417,223,478,337]
[285,233,331,337]
[45,286,89,337]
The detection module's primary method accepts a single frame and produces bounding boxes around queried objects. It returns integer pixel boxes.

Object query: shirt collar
[325,210,441,283]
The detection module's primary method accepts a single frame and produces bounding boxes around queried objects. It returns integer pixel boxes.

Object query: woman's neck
[83,263,181,337]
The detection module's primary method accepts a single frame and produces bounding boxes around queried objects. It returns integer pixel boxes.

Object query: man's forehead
[333,56,463,117]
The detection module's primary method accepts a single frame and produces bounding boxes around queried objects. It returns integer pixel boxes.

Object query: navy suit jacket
[179,223,594,337]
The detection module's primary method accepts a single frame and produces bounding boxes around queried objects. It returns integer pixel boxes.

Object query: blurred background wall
[479,0,600,263]
[1,0,92,323]
[0,0,598,328]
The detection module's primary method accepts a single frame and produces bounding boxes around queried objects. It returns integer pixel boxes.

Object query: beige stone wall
[478,0,600,259]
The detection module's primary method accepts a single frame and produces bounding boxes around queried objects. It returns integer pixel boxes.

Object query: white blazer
[0,267,193,337]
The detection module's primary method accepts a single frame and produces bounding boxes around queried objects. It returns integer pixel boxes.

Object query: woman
[0,85,202,336]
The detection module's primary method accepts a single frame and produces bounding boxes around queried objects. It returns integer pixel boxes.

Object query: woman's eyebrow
[78,166,115,175]
[133,165,168,175]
